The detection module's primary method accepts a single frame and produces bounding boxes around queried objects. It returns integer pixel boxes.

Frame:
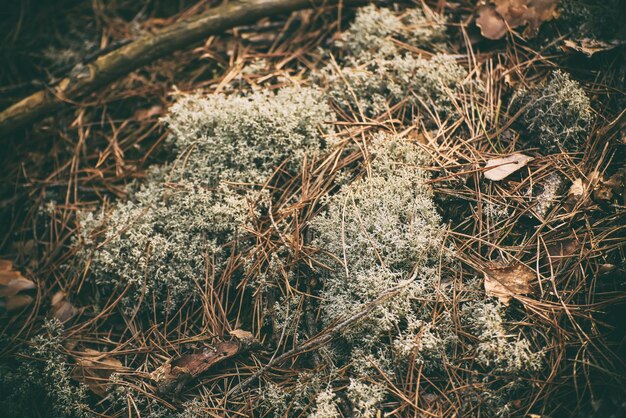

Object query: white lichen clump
[512,70,592,153]
[337,5,447,59]
[309,388,341,418]
[73,87,334,314]
[323,5,468,120]
[55,6,550,417]
[534,172,564,218]
[307,136,455,414]
[464,302,543,374]
[0,319,89,418]
[162,87,334,186]
[312,136,445,341]
[327,54,468,119]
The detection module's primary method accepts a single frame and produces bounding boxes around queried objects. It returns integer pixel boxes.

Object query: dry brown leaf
[73,349,123,397]
[0,260,36,312]
[4,294,35,311]
[563,38,625,57]
[547,237,579,259]
[229,329,254,341]
[152,340,242,396]
[134,105,163,121]
[476,0,559,40]
[51,291,78,323]
[483,262,534,305]
[594,167,626,204]
[484,153,532,181]
[476,5,508,40]
[569,178,585,197]
[151,330,258,396]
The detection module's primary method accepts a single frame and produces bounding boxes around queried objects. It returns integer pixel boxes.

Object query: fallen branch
[0,0,360,136]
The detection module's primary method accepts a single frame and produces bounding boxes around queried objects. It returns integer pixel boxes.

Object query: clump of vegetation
[0,319,90,418]
[253,135,543,416]
[322,6,468,121]
[512,70,592,153]
[72,87,334,314]
[336,5,447,59]
[326,54,468,120]
[162,87,334,186]
[312,136,446,343]
[309,388,341,418]
[463,302,543,375]
[5,2,621,417]
[75,182,248,314]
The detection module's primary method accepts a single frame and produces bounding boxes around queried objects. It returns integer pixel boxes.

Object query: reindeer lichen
[0,319,89,418]
[162,86,334,186]
[512,70,592,153]
[463,302,543,375]
[337,5,447,59]
[73,87,333,314]
[319,5,466,120]
[325,54,468,120]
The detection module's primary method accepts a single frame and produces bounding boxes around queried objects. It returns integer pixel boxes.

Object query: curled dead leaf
[73,349,123,397]
[152,339,244,396]
[4,294,35,312]
[483,262,535,305]
[594,167,626,204]
[563,38,625,57]
[476,0,559,40]
[476,5,507,40]
[229,329,257,348]
[51,291,78,323]
[547,238,579,259]
[134,105,163,121]
[563,178,588,211]
[0,260,36,312]
[484,153,532,181]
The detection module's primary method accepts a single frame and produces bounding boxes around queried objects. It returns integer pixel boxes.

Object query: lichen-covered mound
[322,5,469,121]
[512,70,592,153]
[257,136,543,418]
[2,3,621,418]
[72,87,334,314]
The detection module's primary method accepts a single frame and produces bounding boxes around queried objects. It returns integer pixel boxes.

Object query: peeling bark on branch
[0,0,362,137]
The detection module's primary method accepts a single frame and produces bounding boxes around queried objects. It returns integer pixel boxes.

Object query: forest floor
[0,1,625,417]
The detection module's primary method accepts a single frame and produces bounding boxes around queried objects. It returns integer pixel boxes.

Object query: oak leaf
[51,291,78,323]
[73,349,123,397]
